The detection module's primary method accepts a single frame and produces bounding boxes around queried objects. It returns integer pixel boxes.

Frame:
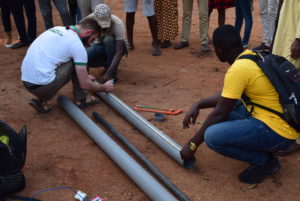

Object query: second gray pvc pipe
[96,92,195,169]
[58,96,178,201]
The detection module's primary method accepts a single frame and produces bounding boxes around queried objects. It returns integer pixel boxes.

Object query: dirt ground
[1,0,300,201]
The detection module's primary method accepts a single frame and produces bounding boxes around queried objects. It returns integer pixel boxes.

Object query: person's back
[21,26,85,85]
[224,49,298,139]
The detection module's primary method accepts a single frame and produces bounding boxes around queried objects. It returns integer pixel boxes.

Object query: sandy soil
[0,0,300,201]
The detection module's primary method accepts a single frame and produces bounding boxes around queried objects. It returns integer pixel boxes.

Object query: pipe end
[183,157,196,169]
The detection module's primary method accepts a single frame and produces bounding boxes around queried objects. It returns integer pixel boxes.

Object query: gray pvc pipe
[92,111,191,201]
[58,96,178,201]
[96,92,195,169]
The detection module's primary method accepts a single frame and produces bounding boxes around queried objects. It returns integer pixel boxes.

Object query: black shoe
[10,41,28,49]
[160,40,171,48]
[174,41,189,50]
[201,44,211,53]
[252,43,270,51]
[239,155,280,184]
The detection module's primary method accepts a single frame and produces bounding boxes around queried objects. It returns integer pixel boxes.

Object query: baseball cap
[91,4,112,28]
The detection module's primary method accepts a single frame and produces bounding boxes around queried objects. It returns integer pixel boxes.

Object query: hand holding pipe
[58,96,178,201]
[96,92,196,169]
[92,111,191,201]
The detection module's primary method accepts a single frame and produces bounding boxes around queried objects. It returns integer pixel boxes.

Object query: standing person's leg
[77,0,91,18]
[238,0,252,47]
[1,0,13,47]
[53,0,71,27]
[266,0,278,47]
[144,0,160,56]
[10,0,29,48]
[38,0,53,30]
[22,0,37,43]
[68,0,78,25]
[125,0,138,49]
[234,0,243,34]
[91,0,104,10]
[217,9,225,26]
[174,0,193,49]
[198,0,210,52]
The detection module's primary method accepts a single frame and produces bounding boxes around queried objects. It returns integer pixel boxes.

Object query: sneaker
[174,41,189,50]
[201,44,211,53]
[252,43,270,51]
[239,155,280,184]
[242,44,248,49]
[10,41,28,49]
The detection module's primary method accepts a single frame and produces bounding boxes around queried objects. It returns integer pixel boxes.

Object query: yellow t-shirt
[221,50,299,140]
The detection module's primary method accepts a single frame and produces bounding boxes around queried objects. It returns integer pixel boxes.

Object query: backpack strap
[238,55,285,119]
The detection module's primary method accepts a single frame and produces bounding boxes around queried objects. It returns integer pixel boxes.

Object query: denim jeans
[235,0,253,46]
[38,0,71,30]
[86,36,127,77]
[204,102,294,166]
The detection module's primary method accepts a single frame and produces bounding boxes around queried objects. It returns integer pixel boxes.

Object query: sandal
[76,96,100,109]
[152,47,161,56]
[28,99,52,113]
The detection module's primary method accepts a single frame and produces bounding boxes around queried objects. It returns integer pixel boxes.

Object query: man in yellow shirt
[181,25,298,184]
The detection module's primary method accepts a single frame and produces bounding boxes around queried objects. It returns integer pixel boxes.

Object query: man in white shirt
[21,17,114,113]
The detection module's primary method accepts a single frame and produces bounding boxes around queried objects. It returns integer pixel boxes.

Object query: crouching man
[181,25,299,184]
[84,4,128,82]
[21,17,114,113]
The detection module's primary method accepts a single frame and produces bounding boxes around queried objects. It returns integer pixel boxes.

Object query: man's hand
[180,143,197,161]
[291,38,300,59]
[102,80,114,92]
[183,103,200,128]
[102,71,114,83]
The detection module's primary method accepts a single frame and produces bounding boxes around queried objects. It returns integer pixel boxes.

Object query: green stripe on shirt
[74,62,87,66]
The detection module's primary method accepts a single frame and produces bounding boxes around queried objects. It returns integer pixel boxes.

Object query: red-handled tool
[134,105,183,115]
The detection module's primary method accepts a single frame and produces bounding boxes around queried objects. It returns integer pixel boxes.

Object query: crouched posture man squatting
[21,17,114,113]
[180,25,299,184]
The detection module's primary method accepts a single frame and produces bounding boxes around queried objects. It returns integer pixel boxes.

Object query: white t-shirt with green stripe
[21,26,87,85]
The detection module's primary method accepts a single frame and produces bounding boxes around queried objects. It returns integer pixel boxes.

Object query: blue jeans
[235,0,253,46]
[204,102,294,166]
[86,36,127,77]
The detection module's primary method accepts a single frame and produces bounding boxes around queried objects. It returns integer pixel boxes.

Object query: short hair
[78,17,102,34]
[212,25,242,50]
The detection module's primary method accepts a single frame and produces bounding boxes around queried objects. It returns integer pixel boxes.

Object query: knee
[204,125,223,149]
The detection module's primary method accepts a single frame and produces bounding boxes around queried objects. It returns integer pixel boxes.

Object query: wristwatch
[188,141,198,151]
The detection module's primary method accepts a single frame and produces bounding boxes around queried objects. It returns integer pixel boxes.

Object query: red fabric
[209,0,235,10]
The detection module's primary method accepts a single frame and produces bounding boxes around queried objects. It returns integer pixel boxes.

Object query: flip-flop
[152,47,161,56]
[76,96,100,108]
[28,99,52,113]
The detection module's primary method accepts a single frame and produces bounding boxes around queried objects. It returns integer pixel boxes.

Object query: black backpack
[0,121,27,198]
[239,51,300,132]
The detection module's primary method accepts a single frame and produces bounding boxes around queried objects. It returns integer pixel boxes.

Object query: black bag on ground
[239,51,300,132]
[0,121,27,198]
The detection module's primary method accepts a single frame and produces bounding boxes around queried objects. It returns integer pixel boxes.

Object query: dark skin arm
[180,97,238,161]
[291,38,300,59]
[183,92,221,128]
[102,40,124,82]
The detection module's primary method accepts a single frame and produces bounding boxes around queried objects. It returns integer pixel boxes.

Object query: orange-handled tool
[134,105,183,115]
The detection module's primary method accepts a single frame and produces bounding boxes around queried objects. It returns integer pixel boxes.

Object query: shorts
[124,0,155,16]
